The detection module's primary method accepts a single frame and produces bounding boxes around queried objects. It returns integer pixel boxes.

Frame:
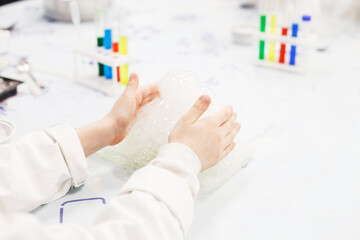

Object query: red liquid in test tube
[112,42,120,82]
[279,27,287,64]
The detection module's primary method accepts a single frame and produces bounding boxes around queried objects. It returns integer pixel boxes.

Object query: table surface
[1,0,360,239]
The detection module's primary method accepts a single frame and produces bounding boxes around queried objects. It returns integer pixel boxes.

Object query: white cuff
[156,143,201,175]
[45,125,88,187]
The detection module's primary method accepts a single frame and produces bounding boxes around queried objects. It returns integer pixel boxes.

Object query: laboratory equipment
[73,44,132,97]
[231,22,255,45]
[73,8,132,97]
[118,15,129,85]
[103,9,113,80]
[43,0,112,21]
[103,28,113,79]
[254,1,312,73]
[112,21,120,82]
[0,76,22,103]
[69,1,82,43]
[16,59,45,89]
[95,7,105,77]
[16,59,43,96]
[0,118,16,144]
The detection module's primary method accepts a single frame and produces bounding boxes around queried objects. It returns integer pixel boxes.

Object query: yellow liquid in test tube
[120,64,129,85]
[269,42,275,62]
[120,36,127,55]
[270,15,276,34]
[268,15,277,62]
[119,36,128,85]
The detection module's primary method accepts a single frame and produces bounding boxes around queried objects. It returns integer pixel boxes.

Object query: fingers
[123,73,139,97]
[139,91,160,107]
[139,83,159,99]
[211,106,233,127]
[139,94,159,107]
[219,121,240,160]
[135,82,159,107]
[220,112,237,135]
[223,123,241,148]
[180,95,211,124]
[136,91,159,108]
[220,141,236,160]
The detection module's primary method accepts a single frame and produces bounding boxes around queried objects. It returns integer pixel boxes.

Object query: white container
[43,0,112,21]
[0,119,16,144]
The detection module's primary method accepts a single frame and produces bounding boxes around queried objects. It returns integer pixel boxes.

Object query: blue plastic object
[290,45,296,65]
[104,29,112,50]
[302,15,311,22]
[104,29,112,79]
[292,23,298,37]
[104,65,112,79]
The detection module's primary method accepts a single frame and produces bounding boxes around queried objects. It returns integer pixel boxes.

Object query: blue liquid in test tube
[291,23,298,37]
[104,28,112,79]
[290,23,298,66]
[290,45,296,65]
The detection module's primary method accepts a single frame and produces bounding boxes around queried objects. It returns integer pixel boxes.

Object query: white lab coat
[0,125,201,240]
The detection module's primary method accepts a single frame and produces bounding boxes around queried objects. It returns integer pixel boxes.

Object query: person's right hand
[169,95,241,172]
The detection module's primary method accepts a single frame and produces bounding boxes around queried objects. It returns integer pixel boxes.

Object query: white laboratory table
[1,0,360,239]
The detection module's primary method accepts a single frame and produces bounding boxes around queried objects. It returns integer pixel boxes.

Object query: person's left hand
[104,73,159,145]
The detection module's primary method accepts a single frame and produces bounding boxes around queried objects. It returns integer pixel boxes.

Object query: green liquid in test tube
[259,40,265,60]
[95,8,105,76]
[97,37,104,76]
[260,15,266,32]
[259,15,266,60]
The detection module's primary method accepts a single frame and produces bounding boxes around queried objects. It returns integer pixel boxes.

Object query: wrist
[160,143,201,175]
[98,116,117,146]
[77,118,113,157]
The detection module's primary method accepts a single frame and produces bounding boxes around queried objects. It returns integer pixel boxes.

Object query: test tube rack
[0,30,11,69]
[254,14,311,73]
[73,45,133,97]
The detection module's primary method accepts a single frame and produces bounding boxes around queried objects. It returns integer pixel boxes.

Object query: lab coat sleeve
[0,124,88,213]
[0,143,201,240]
[91,143,201,238]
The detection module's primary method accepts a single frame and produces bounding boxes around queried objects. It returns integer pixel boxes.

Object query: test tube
[95,8,105,76]
[268,14,277,62]
[279,27,287,64]
[112,20,120,82]
[104,9,112,79]
[301,15,311,37]
[289,23,298,65]
[291,23,298,37]
[119,17,128,85]
[259,15,266,60]
[270,15,277,34]
[120,36,128,85]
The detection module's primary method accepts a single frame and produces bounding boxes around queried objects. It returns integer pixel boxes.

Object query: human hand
[104,73,159,145]
[77,73,159,157]
[169,95,241,172]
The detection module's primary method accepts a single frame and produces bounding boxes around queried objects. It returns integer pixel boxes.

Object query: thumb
[181,95,211,124]
[123,73,139,97]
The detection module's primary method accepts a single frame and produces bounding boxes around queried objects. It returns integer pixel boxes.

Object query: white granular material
[100,70,270,192]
